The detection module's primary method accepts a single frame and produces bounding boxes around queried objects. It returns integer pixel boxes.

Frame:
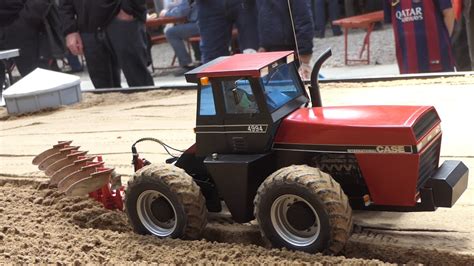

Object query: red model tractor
[125,50,469,254]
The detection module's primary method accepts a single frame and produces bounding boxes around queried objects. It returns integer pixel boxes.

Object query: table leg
[344,27,349,65]
[359,23,375,64]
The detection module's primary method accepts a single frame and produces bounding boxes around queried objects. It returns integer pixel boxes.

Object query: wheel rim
[270,194,321,247]
[137,190,177,237]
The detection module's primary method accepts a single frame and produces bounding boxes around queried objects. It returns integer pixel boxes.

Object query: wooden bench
[332,11,384,65]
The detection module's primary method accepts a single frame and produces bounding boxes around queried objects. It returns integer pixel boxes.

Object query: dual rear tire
[254,165,352,254]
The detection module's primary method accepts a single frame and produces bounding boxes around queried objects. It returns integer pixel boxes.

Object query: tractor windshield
[260,63,304,112]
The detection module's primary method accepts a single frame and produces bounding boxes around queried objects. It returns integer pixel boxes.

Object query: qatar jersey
[384,0,455,74]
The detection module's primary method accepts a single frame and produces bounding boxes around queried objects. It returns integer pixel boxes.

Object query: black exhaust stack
[309,48,332,107]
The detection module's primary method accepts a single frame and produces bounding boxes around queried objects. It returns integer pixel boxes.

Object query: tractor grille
[417,138,441,189]
[413,109,439,140]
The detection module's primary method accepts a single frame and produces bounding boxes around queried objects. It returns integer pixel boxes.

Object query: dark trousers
[81,18,154,89]
[452,17,472,71]
[1,22,50,77]
[0,60,5,90]
[196,0,259,63]
[313,0,342,37]
[465,0,474,69]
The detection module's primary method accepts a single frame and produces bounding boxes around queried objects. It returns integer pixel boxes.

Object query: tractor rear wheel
[254,165,352,254]
[125,164,207,239]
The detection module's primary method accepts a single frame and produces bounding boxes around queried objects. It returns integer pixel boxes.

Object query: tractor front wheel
[254,165,352,254]
[125,164,207,239]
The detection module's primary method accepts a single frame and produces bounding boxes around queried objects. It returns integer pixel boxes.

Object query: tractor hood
[274,105,440,146]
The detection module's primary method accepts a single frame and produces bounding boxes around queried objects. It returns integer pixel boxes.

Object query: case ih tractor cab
[125,50,469,254]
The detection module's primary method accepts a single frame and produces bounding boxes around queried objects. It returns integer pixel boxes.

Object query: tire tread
[126,163,207,239]
[254,165,352,254]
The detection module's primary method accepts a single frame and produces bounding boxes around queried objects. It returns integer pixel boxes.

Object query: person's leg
[191,41,201,63]
[327,0,342,36]
[311,0,322,37]
[451,17,471,71]
[196,0,233,63]
[106,18,154,87]
[464,0,474,69]
[314,0,327,38]
[1,29,11,89]
[3,20,42,76]
[233,0,259,52]
[81,32,120,88]
[165,23,200,67]
[0,60,5,91]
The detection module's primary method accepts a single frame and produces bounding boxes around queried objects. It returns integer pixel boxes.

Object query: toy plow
[32,141,123,210]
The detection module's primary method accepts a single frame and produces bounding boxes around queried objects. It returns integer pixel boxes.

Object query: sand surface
[1,76,473,264]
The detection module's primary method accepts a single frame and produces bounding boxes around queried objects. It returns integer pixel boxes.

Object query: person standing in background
[60,0,154,89]
[0,0,53,77]
[384,0,456,74]
[195,0,259,63]
[461,0,474,69]
[313,0,342,38]
[256,0,314,80]
[451,0,471,70]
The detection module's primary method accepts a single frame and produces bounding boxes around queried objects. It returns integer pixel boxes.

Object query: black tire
[254,165,352,254]
[125,163,207,239]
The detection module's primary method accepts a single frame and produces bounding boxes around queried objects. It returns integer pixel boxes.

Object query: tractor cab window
[260,63,304,112]
[199,84,216,116]
[221,78,259,114]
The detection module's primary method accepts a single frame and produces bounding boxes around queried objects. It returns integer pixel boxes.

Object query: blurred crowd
[0,0,473,91]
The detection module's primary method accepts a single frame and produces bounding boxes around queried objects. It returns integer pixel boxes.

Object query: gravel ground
[150,26,397,71]
[312,27,396,67]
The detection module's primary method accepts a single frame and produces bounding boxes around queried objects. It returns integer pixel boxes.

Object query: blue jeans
[313,0,342,37]
[165,22,200,67]
[196,0,259,63]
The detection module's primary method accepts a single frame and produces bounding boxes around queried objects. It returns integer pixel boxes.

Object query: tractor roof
[185,51,294,83]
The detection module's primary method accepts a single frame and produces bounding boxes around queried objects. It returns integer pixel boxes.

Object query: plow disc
[32,141,123,210]
[32,141,72,165]
[50,156,95,186]
[57,161,105,193]
[38,146,80,171]
[65,168,113,196]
